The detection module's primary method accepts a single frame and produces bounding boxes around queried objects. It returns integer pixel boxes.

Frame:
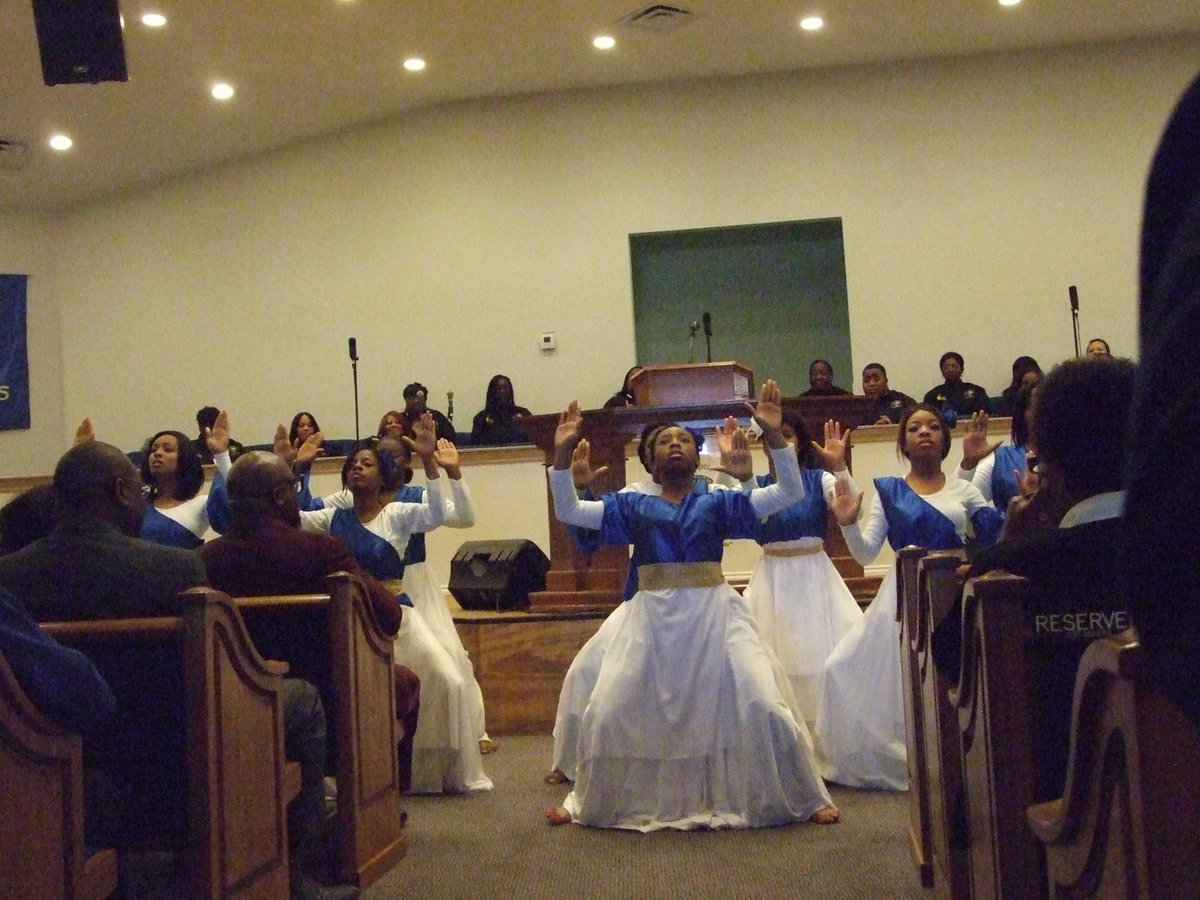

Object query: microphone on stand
[348,336,360,440]
[688,319,700,364]
[1068,286,1081,357]
[447,391,454,425]
[702,311,712,363]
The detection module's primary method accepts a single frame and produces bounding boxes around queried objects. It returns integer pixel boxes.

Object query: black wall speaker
[31,0,128,86]
[449,539,550,611]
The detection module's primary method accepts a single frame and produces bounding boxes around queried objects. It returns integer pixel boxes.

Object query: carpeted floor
[362,734,930,899]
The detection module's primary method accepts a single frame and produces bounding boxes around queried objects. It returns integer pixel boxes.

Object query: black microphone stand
[703,312,712,363]
[349,337,360,440]
[1069,286,1081,357]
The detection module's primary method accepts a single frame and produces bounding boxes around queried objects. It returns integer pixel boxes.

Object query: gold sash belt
[637,562,725,590]
[764,542,824,558]
[382,578,406,597]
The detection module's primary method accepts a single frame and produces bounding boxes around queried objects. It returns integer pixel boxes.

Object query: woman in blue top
[742,413,862,732]
[956,380,1038,515]
[545,380,838,830]
[816,404,1000,790]
[138,410,233,548]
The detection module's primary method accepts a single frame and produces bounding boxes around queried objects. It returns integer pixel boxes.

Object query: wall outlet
[540,331,557,351]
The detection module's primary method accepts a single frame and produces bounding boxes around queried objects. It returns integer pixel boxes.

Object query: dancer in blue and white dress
[300,416,493,795]
[955,382,1039,521]
[139,410,234,548]
[314,434,494,756]
[743,414,862,732]
[816,404,1001,790]
[546,381,838,831]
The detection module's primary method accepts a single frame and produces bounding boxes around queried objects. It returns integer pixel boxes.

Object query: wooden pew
[0,649,119,900]
[950,572,1131,900]
[42,589,295,900]
[235,572,407,890]
[1027,631,1200,898]
[895,545,934,888]
[916,551,972,900]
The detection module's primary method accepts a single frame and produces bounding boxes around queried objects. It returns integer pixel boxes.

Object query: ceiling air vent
[0,138,32,171]
[619,4,698,33]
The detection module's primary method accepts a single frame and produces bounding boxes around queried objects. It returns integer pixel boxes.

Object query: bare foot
[543,769,570,785]
[809,806,840,825]
[545,806,572,826]
[479,738,497,754]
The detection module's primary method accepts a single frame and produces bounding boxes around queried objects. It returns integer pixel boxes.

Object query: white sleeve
[822,468,858,504]
[749,446,806,518]
[969,455,996,502]
[401,476,445,532]
[211,450,233,480]
[443,478,477,527]
[299,506,335,534]
[549,467,604,528]
[320,488,354,510]
[839,492,887,565]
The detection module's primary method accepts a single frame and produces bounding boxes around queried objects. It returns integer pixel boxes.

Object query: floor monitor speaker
[32,0,128,85]
[449,539,550,611]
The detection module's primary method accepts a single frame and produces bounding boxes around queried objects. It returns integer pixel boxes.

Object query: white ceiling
[3,0,1199,214]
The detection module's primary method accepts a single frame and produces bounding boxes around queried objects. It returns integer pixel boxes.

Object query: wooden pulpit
[630,362,753,407]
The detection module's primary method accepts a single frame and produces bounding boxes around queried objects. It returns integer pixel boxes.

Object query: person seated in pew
[545,382,839,829]
[931,354,1137,799]
[0,441,356,900]
[295,424,493,794]
[197,451,422,798]
[0,483,55,555]
[399,382,456,443]
[602,365,642,408]
[195,405,246,464]
[799,358,853,397]
[1121,67,1200,724]
[817,404,1001,791]
[859,363,915,426]
[1085,337,1111,357]
[997,355,1042,418]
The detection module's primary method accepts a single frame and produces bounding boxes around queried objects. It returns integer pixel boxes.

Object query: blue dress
[139,456,232,549]
[549,448,834,831]
[815,476,997,790]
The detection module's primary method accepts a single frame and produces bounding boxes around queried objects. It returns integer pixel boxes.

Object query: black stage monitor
[449,539,550,612]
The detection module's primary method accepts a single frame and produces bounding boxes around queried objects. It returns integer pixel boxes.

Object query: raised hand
[831,473,864,526]
[294,431,325,467]
[748,379,784,447]
[715,416,742,466]
[712,426,753,482]
[273,423,296,462]
[570,438,609,491]
[434,438,463,479]
[74,417,95,445]
[205,410,231,455]
[404,411,437,459]
[553,401,584,469]
[813,419,850,470]
[960,411,1001,470]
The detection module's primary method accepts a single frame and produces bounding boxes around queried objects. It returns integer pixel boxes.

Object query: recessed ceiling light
[593,35,616,50]
[799,16,824,31]
[49,134,73,151]
[403,57,426,72]
[211,83,234,100]
[999,0,1020,6]
[141,12,166,27]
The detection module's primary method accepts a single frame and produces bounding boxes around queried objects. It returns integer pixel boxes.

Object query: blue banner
[0,274,31,430]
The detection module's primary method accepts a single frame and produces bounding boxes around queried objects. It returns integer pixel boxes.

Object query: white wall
[4,36,1196,473]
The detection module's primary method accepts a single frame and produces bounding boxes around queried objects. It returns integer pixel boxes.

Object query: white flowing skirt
[560,584,832,831]
[403,560,489,743]
[814,567,908,791]
[392,603,493,794]
[742,539,863,728]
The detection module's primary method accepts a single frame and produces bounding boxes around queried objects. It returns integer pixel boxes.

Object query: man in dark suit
[198,451,421,792]
[932,355,1136,799]
[0,441,355,900]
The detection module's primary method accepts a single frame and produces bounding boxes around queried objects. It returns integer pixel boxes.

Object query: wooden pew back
[896,545,933,888]
[43,590,294,900]
[951,571,1131,900]
[1027,632,1200,898]
[0,649,118,900]
[234,572,406,890]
